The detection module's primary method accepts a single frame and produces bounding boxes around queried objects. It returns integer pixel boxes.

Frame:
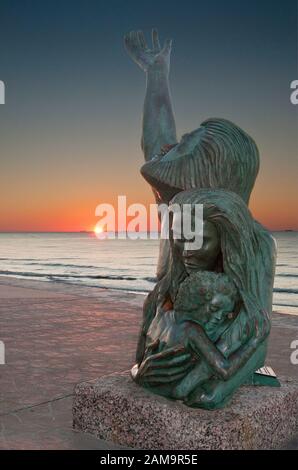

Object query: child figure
[143,271,239,401]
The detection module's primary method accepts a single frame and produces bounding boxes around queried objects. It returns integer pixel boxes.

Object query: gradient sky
[0,0,297,231]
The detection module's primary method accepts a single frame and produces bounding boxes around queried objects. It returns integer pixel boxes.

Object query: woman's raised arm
[124,29,177,161]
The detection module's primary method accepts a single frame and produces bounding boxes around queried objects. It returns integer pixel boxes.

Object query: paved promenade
[0,277,297,449]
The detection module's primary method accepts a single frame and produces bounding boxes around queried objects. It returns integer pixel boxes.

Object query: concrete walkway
[0,277,297,449]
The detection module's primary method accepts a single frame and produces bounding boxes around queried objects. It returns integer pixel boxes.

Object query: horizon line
[0,229,297,234]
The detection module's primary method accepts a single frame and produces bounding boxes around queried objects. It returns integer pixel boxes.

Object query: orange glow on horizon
[0,161,297,233]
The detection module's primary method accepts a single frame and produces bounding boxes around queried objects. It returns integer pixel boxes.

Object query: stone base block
[73,372,298,450]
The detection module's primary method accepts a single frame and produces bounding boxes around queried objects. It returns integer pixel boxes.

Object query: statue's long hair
[156,188,276,340]
[141,118,260,205]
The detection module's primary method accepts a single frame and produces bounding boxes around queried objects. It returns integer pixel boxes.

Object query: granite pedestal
[73,372,298,450]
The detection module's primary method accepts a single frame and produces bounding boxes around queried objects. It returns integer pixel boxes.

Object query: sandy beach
[0,275,297,449]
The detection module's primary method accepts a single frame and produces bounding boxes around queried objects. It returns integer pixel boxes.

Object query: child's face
[175,280,236,333]
[204,293,234,338]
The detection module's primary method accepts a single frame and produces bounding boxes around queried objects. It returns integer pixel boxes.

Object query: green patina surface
[125,29,277,408]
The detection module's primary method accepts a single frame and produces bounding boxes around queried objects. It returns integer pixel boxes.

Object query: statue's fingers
[148,353,192,369]
[127,31,136,49]
[131,30,141,49]
[145,363,192,378]
[124,32,135,53]
[138,30,147,49]
[145,372,188,385]
[152,28,161,50]
[149,345,186,361]
[162,38,172,55]
[125,31,142,60]
[130,31,138,48]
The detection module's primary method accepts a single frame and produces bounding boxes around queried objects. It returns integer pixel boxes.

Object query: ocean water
[0,232,297,315]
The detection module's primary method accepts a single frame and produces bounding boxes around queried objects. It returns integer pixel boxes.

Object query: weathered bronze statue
[124,29,277,409]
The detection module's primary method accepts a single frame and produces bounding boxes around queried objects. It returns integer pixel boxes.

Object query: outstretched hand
[124,29,172,74]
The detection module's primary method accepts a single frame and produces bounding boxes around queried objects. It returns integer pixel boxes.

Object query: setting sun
[94,225,103,234]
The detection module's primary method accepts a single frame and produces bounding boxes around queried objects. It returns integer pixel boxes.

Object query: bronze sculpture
[125,29,277,409]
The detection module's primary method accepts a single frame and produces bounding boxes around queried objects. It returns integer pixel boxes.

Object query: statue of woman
[132,189,276,408]
[124,30,276,408]
[124,29,260,278]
